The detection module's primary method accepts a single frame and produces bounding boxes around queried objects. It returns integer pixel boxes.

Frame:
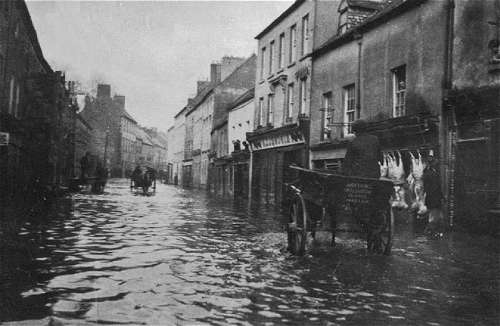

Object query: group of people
[343,119,444,235]
[79,152,108,193]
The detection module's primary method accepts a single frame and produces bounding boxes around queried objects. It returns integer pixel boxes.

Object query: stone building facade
[227,88,254,198]
[0,0,77,202]
[308,0,500,230]
[248,0,341,207]
[209,55,256,195]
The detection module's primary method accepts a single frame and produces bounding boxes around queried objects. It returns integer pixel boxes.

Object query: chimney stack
[113,95,125,111]
[210,63,221,84]
[97,84,111,99]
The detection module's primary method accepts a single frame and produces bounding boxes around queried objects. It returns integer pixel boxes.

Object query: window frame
[321,92,333,141]
[278,33,285,69]
[299,78,307,115]
[343,84,356,136]
[392,65,406,118]
[269,40,275,74]
[267,93,274,125]
[260,47,266,80]
[8,76,15,115]
[289,24,297,64]
[287,83,294,120]
[258,97,265,127]
[301,14,309,56]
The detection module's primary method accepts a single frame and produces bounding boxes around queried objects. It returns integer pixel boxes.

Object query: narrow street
[0,180,498,326]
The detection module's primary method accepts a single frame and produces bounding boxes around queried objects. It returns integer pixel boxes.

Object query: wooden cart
[286,165,394,255]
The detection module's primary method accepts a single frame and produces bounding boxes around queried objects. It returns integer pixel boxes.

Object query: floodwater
[0,179,499,326]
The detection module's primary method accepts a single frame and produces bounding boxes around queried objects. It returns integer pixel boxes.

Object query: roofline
[187,54,256,116]
[174,106,188,118]
[313,0,427,58]
[121,112,137,124]
[19,1,53,73]
[211,120,228,133]
[186,86,215,116]
[255,0,306,40]
[228,88,255,112]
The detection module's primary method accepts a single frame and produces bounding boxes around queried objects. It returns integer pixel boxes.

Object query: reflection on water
[0,179,499,325]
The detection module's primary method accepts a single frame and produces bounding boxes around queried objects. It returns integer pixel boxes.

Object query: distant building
[120,109,139,177]
[74,114,94,178]
[171,106,187,186]
[210,55,256,196]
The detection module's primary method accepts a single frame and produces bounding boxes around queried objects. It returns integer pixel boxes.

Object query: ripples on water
[0,179,499,325]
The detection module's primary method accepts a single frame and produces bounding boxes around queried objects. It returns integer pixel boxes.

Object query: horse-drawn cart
[130,168,156,195]
[286,165,394,255]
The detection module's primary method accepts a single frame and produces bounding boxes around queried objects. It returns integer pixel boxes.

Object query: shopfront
[248,122,308,208]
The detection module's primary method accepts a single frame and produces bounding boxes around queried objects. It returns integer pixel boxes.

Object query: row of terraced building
[167,0,500,232]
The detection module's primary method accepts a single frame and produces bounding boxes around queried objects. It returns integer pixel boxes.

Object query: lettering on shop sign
[251,133,304,151]
[344,182,373,205]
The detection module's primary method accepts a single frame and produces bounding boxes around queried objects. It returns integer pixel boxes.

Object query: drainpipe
[442,0,456,227]
[248,145,253,203]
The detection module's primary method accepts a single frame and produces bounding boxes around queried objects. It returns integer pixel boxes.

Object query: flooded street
[1,179,499,326]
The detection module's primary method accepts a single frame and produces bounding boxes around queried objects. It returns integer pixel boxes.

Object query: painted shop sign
[251,132,304,151]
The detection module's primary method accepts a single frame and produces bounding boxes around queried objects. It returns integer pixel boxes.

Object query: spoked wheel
[367,206,394,255]
[287,196,308,256]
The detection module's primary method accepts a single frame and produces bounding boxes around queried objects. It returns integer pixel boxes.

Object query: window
[269,40,275,74]
[278,33,285,69]
[301,14,309,56]
[392,65,406,117]
[321,92,332,141]
[287,83,294,120]
[8,76,14,114]
[260,47,266,79]
[289,25,297,63]
[299,78,307,114]
[344,84,356,135]
[14,84,20,117]
[258,97,264,127]
[267,94,274,125]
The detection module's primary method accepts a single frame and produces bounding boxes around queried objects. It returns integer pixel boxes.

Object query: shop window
[321,92,332,141]
[278,33,285,69]
[289,24,297,64]
[392,65,406,117]
[344,84,355,135]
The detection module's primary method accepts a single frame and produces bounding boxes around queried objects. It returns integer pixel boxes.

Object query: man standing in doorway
[342,119,382,179]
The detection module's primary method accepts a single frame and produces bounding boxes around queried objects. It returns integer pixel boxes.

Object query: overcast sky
[26,1,291,131]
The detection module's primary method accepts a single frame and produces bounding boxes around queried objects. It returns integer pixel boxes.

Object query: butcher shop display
[380,149,434,217]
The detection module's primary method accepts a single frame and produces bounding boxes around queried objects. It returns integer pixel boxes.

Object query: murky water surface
[1,179,499,325]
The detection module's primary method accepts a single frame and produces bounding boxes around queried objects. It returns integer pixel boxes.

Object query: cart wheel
[367,206,394,255]
[288,196,307,256]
